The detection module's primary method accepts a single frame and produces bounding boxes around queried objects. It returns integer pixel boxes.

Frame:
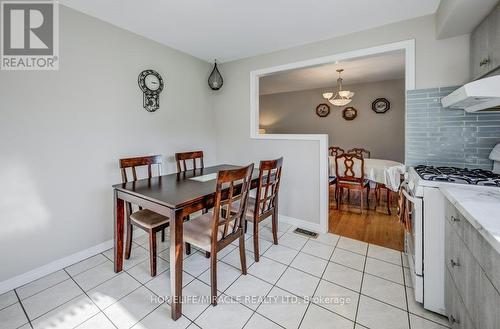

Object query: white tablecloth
[329,157,405,191]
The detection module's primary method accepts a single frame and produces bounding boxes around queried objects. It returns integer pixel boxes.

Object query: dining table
[112,164,260,320]
[329,156,405,191]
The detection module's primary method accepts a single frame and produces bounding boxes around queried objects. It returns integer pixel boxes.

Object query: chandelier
[322,69,354,107]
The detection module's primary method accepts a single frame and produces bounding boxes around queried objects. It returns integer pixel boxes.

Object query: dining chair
[119,155,169,276]
[175,151,204,172]
[375,183,392,215]
[335,153,370,214]
[245,157,283,262]
[176,150,210,257]
[348,148,371,159]
[183,164,254,305]
[329,146,344,157]
[328,147,344,201]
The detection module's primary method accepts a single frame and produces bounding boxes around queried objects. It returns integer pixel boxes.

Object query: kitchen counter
[440,184,500,254]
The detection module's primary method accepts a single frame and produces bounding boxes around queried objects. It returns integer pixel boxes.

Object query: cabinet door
[488,4,500,72]
[471,21,491,79]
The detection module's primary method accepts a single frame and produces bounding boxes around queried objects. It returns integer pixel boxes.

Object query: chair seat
[130,209,169,229]
[184,213,236,251]
[337,179,370,187]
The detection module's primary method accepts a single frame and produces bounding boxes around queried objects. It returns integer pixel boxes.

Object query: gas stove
[413,165,500,187]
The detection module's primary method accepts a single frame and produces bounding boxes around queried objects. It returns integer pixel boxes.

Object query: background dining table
[329,156,405,191]
[112,164,260,320]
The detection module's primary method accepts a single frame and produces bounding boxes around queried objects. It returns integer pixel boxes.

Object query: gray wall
[260,79,405,162]
[214,14,470,227]
[406,86,500,169]
[0,6,216,281]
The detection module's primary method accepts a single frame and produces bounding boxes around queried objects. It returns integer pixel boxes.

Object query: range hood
[441,75,500,112]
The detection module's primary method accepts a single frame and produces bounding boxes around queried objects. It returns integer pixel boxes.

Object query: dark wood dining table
[112,164,259,320]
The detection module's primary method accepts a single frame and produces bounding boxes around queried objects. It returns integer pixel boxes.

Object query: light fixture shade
[329,98,352,106]
[322,92,334,99]
[208,60,223,90]
[339,90,353,98]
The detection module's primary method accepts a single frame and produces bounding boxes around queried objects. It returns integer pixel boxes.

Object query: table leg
[170,210,184,320]
[114,190,124,273]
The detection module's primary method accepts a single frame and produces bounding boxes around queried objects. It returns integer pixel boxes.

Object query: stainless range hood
[441,75,500,112]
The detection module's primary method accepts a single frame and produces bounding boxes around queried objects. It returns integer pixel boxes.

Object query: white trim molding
[249,39,416,233]
[278,214,323,234]
[0,239,113,295]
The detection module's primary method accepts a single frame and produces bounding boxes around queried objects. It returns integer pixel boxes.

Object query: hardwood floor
[328,186,405,251]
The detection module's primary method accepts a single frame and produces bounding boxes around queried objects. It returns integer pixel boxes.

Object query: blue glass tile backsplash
[406,86,500,170]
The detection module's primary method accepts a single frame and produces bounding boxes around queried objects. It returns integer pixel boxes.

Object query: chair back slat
[348,148,370,158]
[255,158,283,217]
[335,153,364,184]
[211,164,254,247]
[329,146,344,157]
[176,151,204,173]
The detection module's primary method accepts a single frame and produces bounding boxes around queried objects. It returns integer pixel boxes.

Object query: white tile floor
[0,220,450,329]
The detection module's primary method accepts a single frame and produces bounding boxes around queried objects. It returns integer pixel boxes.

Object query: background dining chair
[348,147,371,159]
[328,147,344,201]
[175,150,204,172]
[119,155,169,276]
[176,150,209,257]
[335,153,370,214]
[183,164,254,305]
[246,157,283,262]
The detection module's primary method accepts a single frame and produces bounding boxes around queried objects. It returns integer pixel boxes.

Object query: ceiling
[259,51,405,95]
[61,0,440,62]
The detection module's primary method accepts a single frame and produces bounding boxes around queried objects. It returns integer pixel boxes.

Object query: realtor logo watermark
[1,0,59,70]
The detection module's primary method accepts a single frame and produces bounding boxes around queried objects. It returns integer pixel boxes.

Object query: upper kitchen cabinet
[470,3,500,80]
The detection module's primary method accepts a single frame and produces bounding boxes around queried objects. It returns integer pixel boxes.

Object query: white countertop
[440,184,500,254]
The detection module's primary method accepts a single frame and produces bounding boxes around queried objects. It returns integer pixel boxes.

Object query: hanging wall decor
[315,103,330,117]
[208,60,223,90]
[372,98,390,113]
[138,70,164,112]
[342,107,357,120]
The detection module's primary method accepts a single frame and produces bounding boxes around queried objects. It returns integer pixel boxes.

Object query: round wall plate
[372,98,390,113]
[342,107,357,120]
[316,103,330,117]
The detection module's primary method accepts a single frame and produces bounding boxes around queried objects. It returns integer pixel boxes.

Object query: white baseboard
[278,214,326,234]
[0,239,113,295]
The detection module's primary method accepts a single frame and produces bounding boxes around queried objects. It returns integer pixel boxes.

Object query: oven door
[402,187,423,276]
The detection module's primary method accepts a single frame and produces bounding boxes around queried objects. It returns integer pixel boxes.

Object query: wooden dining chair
[335,153,370,214]
[176,150,210,257]
[183,164,254,305]
[328,147,344,200]
[375,184,392,215]
[348,148,371,159]
[119,155,169,276]
[175,151,204,172]
[244,158,283,262]
[329,146,344,157]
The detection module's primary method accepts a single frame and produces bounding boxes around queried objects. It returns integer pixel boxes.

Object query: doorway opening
[251,41,414,250]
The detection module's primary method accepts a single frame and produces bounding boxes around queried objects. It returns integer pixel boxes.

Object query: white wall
[260,79,406,162]
[213,14,469,228]
[0,6,216,282]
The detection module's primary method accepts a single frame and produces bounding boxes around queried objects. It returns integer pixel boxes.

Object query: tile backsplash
[406,86,500,170]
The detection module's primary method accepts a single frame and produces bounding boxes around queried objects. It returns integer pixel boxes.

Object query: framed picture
[372,98,390,113]
[316,103,330,117]
[342,107,357,120]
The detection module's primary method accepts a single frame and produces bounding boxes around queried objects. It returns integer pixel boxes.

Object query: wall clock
[316,103,330,117]
[342,107,357,120]
[138,70,164,112]
[372,98,390,113]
